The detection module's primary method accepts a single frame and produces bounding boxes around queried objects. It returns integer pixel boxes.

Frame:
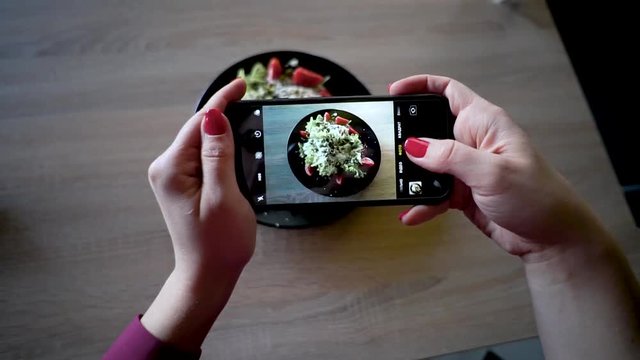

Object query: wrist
[522,219,640,360]
[523,226,621,288]
[520,184,612,265]
[170,264,243,305]
[173,249,247,286]
[141,269,241,352]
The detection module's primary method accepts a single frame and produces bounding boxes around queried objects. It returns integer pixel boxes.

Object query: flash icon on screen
[253,109,261,116]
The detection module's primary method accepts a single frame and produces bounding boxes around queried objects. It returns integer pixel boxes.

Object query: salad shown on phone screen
[298,111,375,184]
[285,108,382,198]
[237,57,331,100]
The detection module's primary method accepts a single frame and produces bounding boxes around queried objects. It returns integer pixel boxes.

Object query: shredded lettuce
[299,114,364,178]
[236,59,322,100]
[237,63,275,100]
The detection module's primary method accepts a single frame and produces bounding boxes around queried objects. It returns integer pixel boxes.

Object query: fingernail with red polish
[204,108,226,135]
[398,208,410,221]
[404,137,429,157]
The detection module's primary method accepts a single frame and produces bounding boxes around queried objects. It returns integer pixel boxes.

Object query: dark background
[547,0,640,226]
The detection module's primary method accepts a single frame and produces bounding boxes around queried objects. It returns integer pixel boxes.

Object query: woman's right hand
[390,74,604,263]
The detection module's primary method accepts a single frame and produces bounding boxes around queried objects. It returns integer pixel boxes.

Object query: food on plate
[292,67,324,87]
[298,112,375,183]
[237,57,331,100]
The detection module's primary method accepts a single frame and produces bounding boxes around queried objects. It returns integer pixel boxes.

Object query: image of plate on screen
[287,109,381,197]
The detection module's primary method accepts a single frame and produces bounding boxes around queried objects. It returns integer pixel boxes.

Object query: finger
[389,74,480,115]
[170,78,246,151]
[200,77,247,113]
[398,203,449,226]
[397,173,471,226]
[404,137,496,188]
[448,177,472,210]
[200,108,238,201]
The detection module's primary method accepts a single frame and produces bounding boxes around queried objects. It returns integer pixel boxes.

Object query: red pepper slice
[292,67,324,87]
[267,57,282,81]
[305,165,314,176]
[335,116,349,125]
[348,125,358,135]
[319,88,331,97]
[361,157,375,167]
[324,112,331,121]
[299,130,309,138]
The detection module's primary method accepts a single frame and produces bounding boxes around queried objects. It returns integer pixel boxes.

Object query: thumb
[404,137,494,188]
[200,108,238,200]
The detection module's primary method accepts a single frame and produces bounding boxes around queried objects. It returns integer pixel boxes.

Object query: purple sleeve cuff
[103,315,201,360]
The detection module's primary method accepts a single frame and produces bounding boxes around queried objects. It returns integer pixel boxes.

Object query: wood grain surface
[1,0,639,359]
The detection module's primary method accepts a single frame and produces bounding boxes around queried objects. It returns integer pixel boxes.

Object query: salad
[298,112,375,185]
[237,57,331,100]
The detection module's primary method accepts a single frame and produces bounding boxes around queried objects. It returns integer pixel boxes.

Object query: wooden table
[1,1,638,359]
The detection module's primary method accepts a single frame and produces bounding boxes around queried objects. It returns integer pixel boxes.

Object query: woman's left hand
[141,78,256,352]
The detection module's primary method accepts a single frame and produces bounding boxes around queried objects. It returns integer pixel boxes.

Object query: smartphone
[225,94,454,210]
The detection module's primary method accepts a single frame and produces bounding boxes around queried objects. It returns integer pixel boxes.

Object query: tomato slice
[267,57,282,81]
[335,116,349,125]
[348,125,358,135]
[305,165,314,176]
[361,157,375,167]
[324,112,331,121]
[292,67,324,87]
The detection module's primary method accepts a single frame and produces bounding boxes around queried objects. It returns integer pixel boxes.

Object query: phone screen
[229,95,452,208]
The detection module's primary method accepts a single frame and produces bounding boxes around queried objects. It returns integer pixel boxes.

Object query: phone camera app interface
[238,98,449,206]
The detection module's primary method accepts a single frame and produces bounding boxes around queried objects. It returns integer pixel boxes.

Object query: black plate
[287,109,381,197]
[196,51,371,229]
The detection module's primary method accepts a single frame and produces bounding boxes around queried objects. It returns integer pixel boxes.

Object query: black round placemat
[196,51,370,228]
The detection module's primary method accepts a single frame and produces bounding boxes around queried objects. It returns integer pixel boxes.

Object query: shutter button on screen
[409,105,418,116]
[408,181,423,195]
